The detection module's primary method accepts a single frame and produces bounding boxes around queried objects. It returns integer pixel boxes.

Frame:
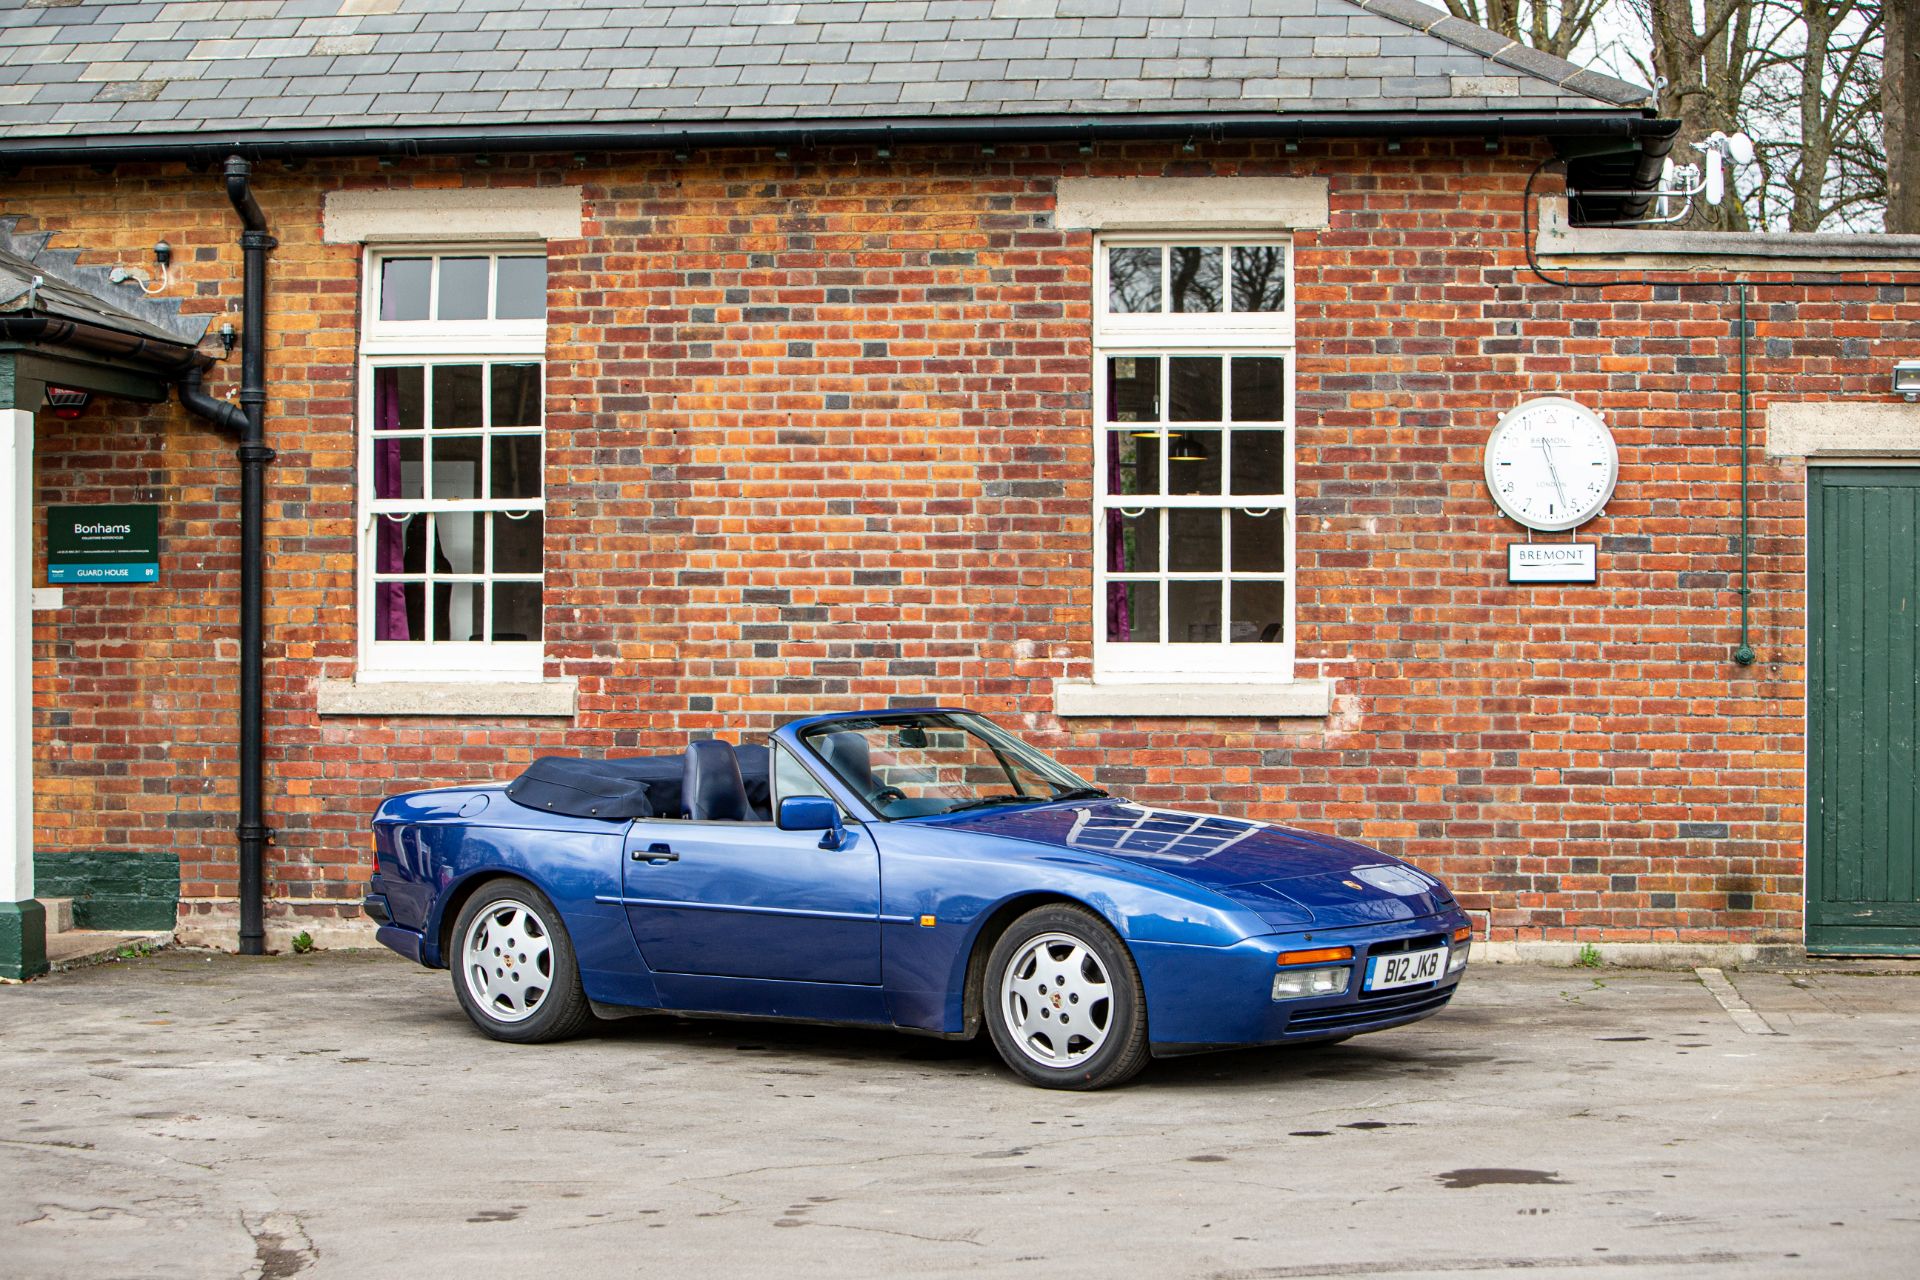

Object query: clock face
[1483,397,1618,532]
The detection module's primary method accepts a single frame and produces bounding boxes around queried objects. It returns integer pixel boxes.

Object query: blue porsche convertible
[364,708,1472,1089]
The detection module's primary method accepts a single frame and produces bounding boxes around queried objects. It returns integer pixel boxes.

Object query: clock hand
[1539,441,1569,514]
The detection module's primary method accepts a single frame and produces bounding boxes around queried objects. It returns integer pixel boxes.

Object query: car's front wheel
[450,880,591,1044]
[984,904,1149,1090]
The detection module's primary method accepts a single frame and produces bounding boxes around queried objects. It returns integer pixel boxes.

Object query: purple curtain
[373,375,410,641]
[1104,445,1130,642]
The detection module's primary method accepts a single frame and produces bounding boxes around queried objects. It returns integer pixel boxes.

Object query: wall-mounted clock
[1483,397,1618,532]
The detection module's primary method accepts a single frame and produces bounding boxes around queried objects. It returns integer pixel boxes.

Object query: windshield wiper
[1048,786,1109,802]
[941,794,1031,814]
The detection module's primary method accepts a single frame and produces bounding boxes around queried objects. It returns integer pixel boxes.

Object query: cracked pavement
[2,951,1916,1278]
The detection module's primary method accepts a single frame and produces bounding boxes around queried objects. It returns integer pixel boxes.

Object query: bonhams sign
[47,505,160,583]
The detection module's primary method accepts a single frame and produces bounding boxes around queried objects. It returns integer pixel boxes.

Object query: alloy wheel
[999,931,1113,1067]
[461,900,554,1024]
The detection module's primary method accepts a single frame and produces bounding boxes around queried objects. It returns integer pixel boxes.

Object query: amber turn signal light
[1275,946,1353,967]
[1452,926,1473,942]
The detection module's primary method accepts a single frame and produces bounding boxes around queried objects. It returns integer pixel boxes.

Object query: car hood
[929,798,1456,929]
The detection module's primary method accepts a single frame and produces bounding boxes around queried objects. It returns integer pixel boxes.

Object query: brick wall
[13,138,1901,948]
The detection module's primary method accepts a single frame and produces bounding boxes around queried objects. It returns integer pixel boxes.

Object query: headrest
[683,739,749,822]
[818,731,873,791]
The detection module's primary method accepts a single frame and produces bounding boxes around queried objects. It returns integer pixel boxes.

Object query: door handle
[631,842,677,864]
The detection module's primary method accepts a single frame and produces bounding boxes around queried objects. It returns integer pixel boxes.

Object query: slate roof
[0,0,1650,150]
[0,216,209,345]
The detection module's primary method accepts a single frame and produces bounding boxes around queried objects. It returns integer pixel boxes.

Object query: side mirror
[778,795,848,849]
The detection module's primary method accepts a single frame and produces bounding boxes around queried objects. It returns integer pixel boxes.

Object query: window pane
[438,257,489,321]
[490,435,542,500]
[490,363,542,427]
[431,365,484,429]
[1105,581,1161,643]
[1169,246,1222,312]
[1169,357,1222,421]
[774,745,829,804]
[1230,357,1286,421]
[431,436,482,500]
[492,511,543,575]
[1229,431,1286,495]
[373,366,424,430]
[1230,509,1285,572]
[433,510,481,574]
[375,514,427,575]
[373,581,426,641]
[1105,355,1158,423]
[492,582,542,642]
[1166,430,1221,495]
[1107,508,1159,573]
[1106,430,1160,496]
[1108,246,1162,313]
[379,258,430,322]
[1230,579,1287,642]
[1231,246,1287,312]
[371,436,422,500]
[1168,508,1221,572]
[434,582,485,642]
[495,257,547,320]
[1168,581,1222,642]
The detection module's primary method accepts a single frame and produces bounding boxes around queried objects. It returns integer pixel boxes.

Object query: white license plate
[1365,946,1447,991]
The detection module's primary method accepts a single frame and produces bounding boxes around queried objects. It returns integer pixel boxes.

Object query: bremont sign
[1507,543,1597,584]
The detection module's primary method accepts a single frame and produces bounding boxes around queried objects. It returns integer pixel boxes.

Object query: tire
[449,879,592,1044]
[984,904,1150,1090]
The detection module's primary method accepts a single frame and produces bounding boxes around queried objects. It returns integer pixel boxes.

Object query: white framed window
[356,247,548,681]
[1093,237,1295,684]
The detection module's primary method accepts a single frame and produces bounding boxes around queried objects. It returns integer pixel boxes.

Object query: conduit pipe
[1734,283,1755,667]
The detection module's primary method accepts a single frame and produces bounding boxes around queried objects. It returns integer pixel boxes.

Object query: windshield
[796,712,1103,819]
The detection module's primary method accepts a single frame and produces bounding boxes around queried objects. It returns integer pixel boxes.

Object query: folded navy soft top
[504,743,770,820]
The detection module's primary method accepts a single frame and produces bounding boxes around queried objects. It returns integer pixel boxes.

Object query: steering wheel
[869,785,908,807]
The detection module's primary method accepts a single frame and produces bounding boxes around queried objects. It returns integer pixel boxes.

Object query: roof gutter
[0,313,207,375]
[0,109,1674,166]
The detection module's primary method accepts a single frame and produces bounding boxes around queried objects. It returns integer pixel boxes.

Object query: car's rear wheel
[985,904,1149,1090]
[450,880,591,1044]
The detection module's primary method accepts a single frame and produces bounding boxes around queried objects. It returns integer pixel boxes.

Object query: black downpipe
[176,365,245,435]
[226,155,275,956]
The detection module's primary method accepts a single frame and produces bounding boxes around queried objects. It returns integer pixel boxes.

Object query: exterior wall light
[1897,361,1920,402]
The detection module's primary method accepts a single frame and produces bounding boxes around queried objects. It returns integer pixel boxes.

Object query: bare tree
[1749,0,1884,231]
[1597,1,1884,231]
[1442,0,1610,60]
[1886,0,1920,231]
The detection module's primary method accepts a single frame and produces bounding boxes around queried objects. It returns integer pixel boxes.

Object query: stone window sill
[1052,679,1333,719]
[314,678,577,719]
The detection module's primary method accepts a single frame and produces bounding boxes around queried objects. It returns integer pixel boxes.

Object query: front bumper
[1134,908,1471,1057]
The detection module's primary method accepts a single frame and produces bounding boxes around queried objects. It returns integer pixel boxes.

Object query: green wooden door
[1809,467,1920,954]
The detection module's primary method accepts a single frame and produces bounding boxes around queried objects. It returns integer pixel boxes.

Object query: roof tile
[0,0,1654,146]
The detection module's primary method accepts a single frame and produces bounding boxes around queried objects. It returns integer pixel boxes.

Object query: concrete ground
[1,952,1915,1280]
